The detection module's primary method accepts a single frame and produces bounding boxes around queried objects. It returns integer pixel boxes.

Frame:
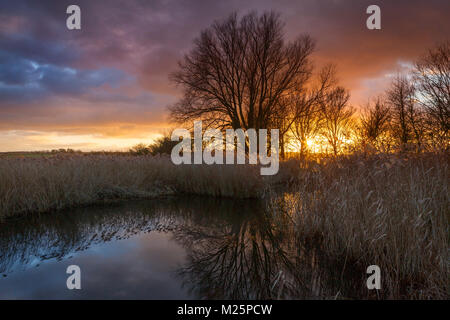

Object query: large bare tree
[169,11,314,133]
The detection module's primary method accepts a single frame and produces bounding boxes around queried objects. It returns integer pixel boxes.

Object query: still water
[0,197,362,299]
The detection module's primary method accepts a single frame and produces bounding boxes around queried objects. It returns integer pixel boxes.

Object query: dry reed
[271,153,449,299]
[0,154,271,218]
[0,152,447,298]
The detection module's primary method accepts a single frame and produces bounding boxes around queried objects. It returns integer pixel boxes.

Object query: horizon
[0,0,449,151]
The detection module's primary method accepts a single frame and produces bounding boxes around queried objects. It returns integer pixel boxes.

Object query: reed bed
[271,153,449,299]
[0,154,274,218]
[0,152,447,298]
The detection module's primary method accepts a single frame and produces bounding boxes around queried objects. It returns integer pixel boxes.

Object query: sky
[0,0,448,151]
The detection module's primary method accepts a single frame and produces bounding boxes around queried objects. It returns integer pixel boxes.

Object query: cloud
[0,0,448,150]
[0,33,79,66]
[0,49,133,103]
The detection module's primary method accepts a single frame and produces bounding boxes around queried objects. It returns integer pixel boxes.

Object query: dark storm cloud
[0,33,79,66]
[0,49,132,103]
[0,50,39,85]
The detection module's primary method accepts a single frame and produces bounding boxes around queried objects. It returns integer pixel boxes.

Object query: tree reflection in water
[173,196,363,299]
[174,199,298,299]
[0,196,364,299]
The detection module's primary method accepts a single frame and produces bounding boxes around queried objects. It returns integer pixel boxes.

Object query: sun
[286,137,324,154]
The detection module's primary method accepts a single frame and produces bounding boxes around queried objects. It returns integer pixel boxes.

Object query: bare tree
[386,74,424,151]
[169,11,314,135]
[270,93,299,158]
[406,95,426,151]
[289,95,322,156]
[271,86,316,158]
[359,96,391,150]
[287,65,337,156]
[414,42,450,148]
[319,86,354,155]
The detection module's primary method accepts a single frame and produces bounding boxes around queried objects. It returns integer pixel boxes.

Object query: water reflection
[175,200,297,299]
[0,196,363,299]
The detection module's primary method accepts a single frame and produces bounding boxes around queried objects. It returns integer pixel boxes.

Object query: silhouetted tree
[276,64,336,157]
[319,86,354,155]
[359,96,391,150]
[129,143,150,155]
[386,75,424,151]
[148,134,179,155]
[169,11,314,136]
[414,42,450,148]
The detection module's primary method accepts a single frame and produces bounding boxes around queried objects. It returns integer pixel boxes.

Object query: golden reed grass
[0,154,275,218]
[270,153,449,299]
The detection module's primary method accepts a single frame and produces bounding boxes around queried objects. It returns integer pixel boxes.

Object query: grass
[0,154,283,218]
[0,151,448,299]
[270,153,449,299]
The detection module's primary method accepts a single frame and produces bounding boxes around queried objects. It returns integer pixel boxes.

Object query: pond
[0,197,364,299]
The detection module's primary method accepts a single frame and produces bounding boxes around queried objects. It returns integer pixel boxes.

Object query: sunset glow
[0,1,448,302]
[0,0,448,151]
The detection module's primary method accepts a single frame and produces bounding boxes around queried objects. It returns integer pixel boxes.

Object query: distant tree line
[51,148,81,153]
[129,135,178,156]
